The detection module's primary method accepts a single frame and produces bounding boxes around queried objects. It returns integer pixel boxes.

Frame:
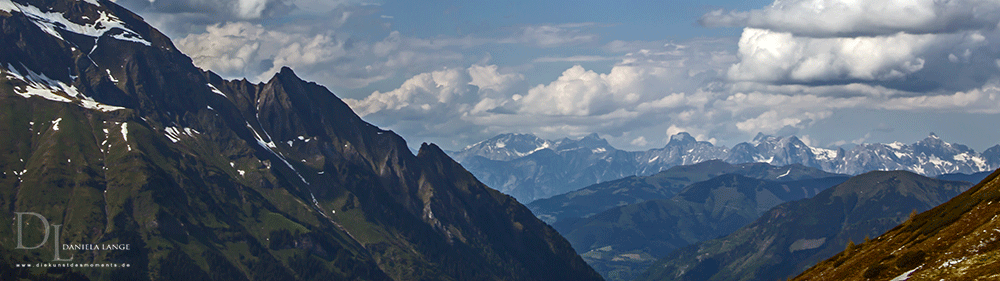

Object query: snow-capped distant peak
[886,142,906,150]
[809,146,839,161]
[455,133,558,161]
[667,132,698,146]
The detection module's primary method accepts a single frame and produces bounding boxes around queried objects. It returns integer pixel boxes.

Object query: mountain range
[453,132,1000,202]
[638,171,971,281]
[527,160,842,224]
[550,164,848,280]
[0,0,601,280]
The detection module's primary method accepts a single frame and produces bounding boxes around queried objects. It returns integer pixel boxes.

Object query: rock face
[456,132,997,203]
[638,171,971,281]
[0,1,602,280]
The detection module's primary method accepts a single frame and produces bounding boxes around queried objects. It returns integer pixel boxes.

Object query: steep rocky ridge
[0,0,602,280]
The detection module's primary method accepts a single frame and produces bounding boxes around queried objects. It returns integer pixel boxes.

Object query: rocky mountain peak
[454,132,554,162]
[785,135,804,145]
[666,132,697,147]
[575,133,612,150]
[983,145,1000,168]
[918,132,945,145]
[912,131,975,158]
[752,132,774,144]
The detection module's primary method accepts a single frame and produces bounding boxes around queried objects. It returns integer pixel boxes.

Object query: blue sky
[376,0,757,40]
[114,0,1000,152]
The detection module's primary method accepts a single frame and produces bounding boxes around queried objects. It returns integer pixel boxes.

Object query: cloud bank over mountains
[114,0,1000,151]
[348,0,1000,150]
[345,40,737,149]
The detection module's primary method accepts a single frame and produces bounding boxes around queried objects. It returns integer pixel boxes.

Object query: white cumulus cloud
[702,0,1000,37]
[175,21,467,88]
[345,65,524,118]
[716,0,1000,94]
[728,28,939,83]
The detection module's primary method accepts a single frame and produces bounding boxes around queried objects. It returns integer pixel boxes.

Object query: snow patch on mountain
[2,1,150,46]
[810,147,839,161]
[454,133,559,162]
[245,121,310,185]
[887,141,906,150]
[0,1,17,12]
[121,122,131,151]
[777,168,791,178]
[105,69,118,83]
[208,83,227,98]
[51,117,62,131]
[3,64,125,112]
[164,126,200,143]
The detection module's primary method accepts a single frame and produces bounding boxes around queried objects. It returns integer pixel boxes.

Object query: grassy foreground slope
[794,168,1000,280]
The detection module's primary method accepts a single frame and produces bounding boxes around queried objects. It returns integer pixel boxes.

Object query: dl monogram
[14,212,73,261]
